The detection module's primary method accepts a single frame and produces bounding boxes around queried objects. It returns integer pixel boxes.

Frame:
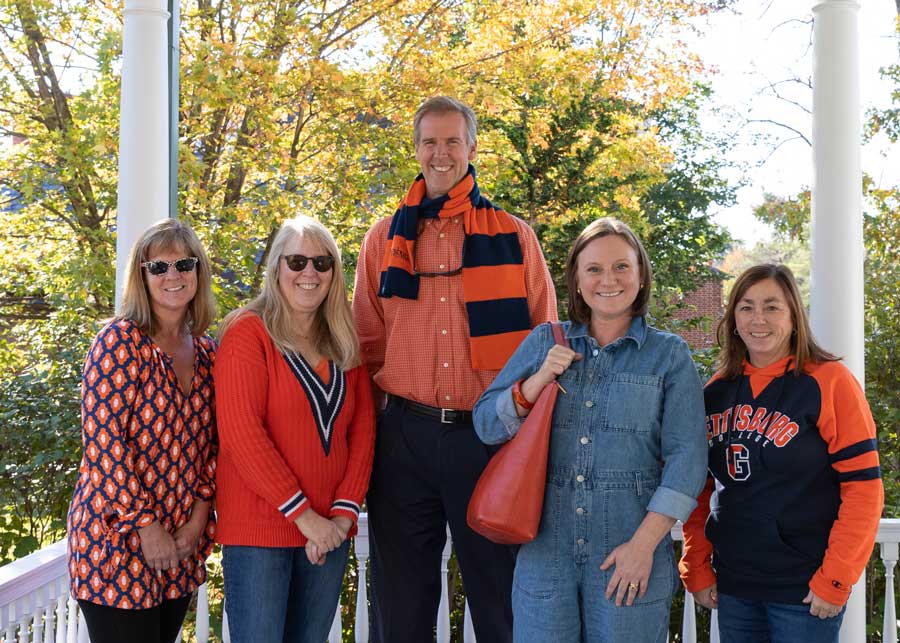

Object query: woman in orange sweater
[679,264,883,642]
[215,216,375,643]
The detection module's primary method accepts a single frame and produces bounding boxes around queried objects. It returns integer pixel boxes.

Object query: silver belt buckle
[440,408,453,424]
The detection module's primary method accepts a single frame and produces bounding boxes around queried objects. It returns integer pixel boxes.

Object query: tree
[2,4,739,639]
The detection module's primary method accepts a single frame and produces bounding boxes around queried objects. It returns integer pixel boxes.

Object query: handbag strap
[550,322,570,349]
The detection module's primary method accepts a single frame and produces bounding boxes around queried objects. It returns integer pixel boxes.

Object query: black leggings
[78,595,192,643]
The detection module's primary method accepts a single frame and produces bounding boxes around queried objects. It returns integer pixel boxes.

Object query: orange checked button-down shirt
[353,214,557,411]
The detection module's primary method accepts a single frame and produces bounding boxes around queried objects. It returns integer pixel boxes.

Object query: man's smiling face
[415,110,477,199]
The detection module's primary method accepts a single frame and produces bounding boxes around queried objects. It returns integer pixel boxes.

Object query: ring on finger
[628,582,639,592]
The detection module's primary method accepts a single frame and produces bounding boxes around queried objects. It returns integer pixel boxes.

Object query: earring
[733,328,740,336]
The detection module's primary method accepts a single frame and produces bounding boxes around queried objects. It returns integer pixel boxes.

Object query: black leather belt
[389,395,473,424]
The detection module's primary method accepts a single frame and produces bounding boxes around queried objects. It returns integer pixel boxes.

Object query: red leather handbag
[467,322,569,545]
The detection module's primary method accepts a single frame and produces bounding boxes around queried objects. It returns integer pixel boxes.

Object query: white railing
[3,518,899,643]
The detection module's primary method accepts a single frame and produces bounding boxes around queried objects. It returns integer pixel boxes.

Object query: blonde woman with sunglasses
[215,216,375,643]
[66,219,218,643]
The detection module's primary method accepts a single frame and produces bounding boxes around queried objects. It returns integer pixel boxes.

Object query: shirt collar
[564,315,647,348]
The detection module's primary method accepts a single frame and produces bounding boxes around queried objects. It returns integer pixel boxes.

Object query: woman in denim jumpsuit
[474,218,707,642]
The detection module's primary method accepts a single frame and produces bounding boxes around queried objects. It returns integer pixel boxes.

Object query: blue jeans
[717,592,845,643]
[223,541,349,643]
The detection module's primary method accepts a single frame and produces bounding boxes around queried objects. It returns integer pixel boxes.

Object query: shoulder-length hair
[119,218,216,336]
[220,216,359,370]
[565,217,653,324]
[717,263,838,378]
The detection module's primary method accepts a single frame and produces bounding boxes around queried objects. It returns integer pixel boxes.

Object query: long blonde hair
[119,218,216,336]
[220,216,359,369]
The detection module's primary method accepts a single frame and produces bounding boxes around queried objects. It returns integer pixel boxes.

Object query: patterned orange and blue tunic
[67,319,217,608]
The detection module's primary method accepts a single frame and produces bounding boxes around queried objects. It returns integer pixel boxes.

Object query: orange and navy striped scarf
[379,165,531,370]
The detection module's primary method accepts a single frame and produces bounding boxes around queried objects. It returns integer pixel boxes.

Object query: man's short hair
[413,96,477,148]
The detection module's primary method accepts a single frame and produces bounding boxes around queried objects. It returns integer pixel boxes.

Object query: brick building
[673,268,726,350]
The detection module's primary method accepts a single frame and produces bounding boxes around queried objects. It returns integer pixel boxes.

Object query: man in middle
[353,95,558,642]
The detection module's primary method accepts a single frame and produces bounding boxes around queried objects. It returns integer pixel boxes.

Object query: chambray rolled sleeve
[647,339,708,522]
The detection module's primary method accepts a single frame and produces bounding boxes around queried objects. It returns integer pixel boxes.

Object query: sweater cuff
[279,490,309,522]
[809,569,852,606]
[682,564,717,594]
[329,499,361,523]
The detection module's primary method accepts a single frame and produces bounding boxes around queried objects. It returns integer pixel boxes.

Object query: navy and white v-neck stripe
[282,352,346,455]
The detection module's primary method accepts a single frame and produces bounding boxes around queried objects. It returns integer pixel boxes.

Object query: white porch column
[811,2,865,641]
[115,0,171,310]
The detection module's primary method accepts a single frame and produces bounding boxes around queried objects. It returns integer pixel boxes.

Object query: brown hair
[565,217,653,324]
[717,263,838,378]
[220,216,359,370]
[413,96,478,148]
[119,218,216,336]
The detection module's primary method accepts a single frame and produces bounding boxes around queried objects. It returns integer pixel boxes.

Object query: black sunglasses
[141,257,199,276]
[282,254,335,273]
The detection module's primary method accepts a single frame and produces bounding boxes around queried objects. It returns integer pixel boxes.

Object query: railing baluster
[34,588,47,643]
[354,544,369,643]
[17,593,30,643]
[4,601,13,643]
[195,582,209,643]
[76,611,88,643]
[44,595,55,643]
[328,604,341,643]
[221,601,231,643]
[436,527,452,643]
[54,596,65,643]
[463,600,475,642]
[64,597,77,643]
[681,590,696,643]
[883,541,898,643]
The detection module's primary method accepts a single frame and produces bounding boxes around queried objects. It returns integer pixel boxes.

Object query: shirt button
[580,436,589,445]
[576,474,585,483]
[440,297,446,302]
[439,264,445,269]
[576,507,585,515]
[585,400,594,408]
[443,362,449,368]
[445,395,451,401]
[441,329,448,335]
[592,349,599,356]
[439,233,445,238]
[577,538,585,545]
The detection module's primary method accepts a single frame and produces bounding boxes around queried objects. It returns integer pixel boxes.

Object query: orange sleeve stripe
[462,265,527,302]
[831,451,880,474]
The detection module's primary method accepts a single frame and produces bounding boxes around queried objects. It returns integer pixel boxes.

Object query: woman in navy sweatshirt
[679,264,883,643]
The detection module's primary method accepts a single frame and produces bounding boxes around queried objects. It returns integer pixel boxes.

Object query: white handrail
[4,519,899,642]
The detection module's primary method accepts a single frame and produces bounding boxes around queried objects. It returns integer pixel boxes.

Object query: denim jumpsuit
[473,318,707,642]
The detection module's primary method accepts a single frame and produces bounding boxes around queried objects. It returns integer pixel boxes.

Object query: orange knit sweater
[214,314,375,547]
